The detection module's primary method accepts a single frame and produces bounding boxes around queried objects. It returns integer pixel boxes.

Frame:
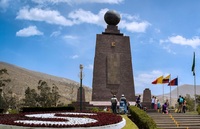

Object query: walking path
[148,112,200,129]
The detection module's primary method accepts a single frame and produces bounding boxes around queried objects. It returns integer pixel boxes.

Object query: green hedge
[197,105,200,115]
[129,106,157,129]
[0,109,3,113]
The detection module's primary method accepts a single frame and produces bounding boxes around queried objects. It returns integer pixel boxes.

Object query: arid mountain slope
[0,62,92,105]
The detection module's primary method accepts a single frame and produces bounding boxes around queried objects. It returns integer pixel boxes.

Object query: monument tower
[92,10,135,102]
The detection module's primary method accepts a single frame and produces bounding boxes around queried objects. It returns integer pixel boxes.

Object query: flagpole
[163,84,164,104]
[168,74,171,107]
[192,52,196,111]
[194,72,196,111]
[170,81,171,107]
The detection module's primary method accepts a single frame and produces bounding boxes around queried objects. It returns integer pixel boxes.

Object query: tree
[22,80,62,108]
[0,69,11,87]
[22,87,39,107]
[184,94,195,111]
[0,68,16,110]
[37,80,52,107]
[51,84,60,107]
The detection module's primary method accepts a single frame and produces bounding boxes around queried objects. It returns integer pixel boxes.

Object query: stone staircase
[148,112,200,129]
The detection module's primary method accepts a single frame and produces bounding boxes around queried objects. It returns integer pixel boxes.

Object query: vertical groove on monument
[92,10,135,101]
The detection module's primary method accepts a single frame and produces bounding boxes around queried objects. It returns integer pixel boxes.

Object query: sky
[0,0,200,96]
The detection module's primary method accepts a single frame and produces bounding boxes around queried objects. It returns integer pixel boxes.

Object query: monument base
[90,101,136,107]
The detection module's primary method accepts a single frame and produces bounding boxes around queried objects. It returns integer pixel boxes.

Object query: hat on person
[121,94,124,97]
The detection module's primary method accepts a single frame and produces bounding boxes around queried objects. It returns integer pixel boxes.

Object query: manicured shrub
[129,106,157,129]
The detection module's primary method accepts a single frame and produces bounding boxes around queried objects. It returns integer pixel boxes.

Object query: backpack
[179,97,183,103]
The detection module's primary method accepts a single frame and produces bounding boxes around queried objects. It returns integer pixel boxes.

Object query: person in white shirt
[151,96,155,109]
[154,97,158,110]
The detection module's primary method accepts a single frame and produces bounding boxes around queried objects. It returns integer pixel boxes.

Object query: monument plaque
[91,10,135,102]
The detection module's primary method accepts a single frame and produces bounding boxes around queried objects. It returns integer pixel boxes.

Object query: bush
[129,106,157,129]
[7,109,19,114]
[197,105,200,115]
[0,109,4,113]
[90,107,100,112]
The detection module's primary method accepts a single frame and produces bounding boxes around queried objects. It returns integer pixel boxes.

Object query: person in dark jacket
[110,95,118,114]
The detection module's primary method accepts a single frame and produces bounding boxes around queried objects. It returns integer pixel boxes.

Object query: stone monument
[91,10,135,103]
[142,88,151,109]
[77,87,86,102]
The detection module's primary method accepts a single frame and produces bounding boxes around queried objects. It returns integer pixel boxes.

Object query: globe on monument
[104,10,121,25]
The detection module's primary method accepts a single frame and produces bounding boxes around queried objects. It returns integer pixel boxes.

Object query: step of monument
[159,127,200,129]
[158,124,200,129]
[148,112,200,129]
[175,119,200,123]
[153,120,176,124]
[173,116,200,119]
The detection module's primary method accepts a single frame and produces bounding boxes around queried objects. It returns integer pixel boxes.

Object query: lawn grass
[121,115,138,129]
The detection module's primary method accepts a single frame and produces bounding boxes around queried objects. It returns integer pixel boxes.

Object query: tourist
[151,96,155,109]
[182,98,187,113]
[177,95,184,113]
[157,99,161,113]
[166,99,169,107]
[120,94,127,113]
[162,103,168,114]
[136,95,142,109]
[154,97,158,110]
[165,99,169,112]
[110,95,118,114]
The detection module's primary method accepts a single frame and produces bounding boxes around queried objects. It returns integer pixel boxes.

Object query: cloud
[68,8,107,27]
[168,35,200,48]
[70,55,79,59]
[120,20,151,33]
[16,26,43,37]
[85,64,93,70]
[119,12,151,33]
[16,7,73,26]
[134,70,163,88]
[162,45,176,55]
[0,0,10,11]
[50,31,61,37]
[32,0,123,4]
[63,35,78,40]
[16,7,150,33]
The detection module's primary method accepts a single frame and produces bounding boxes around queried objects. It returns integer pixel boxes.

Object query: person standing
[157,99,161,113]
[177,95,184,113]
[165,99,169,112]
[151,96,155,109]
[136,95,141,108]
[120,94,127,113]
[111,95,118,114]
[154,97,158,110]
[182,99,187,113]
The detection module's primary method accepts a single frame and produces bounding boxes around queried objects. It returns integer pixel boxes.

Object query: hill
[1,61,199,108]
[152,84,200,107]
[0,62,92,105]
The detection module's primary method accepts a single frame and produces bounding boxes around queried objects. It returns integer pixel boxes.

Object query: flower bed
[0,111,124,128]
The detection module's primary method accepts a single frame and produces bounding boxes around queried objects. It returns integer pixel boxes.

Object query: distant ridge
[165,84,200,98]
[0,61,92,104]
[152,84,200,106]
